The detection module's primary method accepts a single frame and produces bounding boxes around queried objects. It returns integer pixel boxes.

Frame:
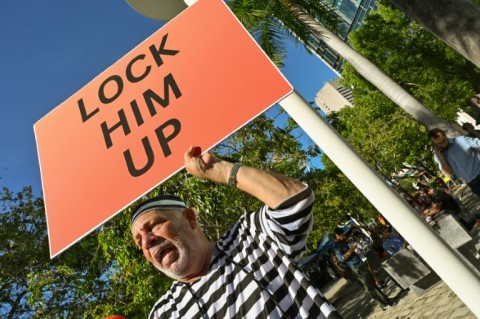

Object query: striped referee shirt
[149,186,340,319]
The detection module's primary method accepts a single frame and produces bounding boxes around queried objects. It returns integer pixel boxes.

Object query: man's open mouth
[154,244,176,266]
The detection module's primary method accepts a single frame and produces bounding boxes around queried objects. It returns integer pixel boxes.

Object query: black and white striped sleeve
[253,185,314,261]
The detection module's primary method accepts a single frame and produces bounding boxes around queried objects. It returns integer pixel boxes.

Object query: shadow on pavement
[323,271,407,319]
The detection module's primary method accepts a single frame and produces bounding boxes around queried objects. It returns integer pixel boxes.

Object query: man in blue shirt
[428,128,480,197]
[332,228,394,311]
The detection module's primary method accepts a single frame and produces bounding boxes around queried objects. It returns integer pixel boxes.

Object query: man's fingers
[185,146,201,159]
[185,146,194,158]
[184,146,200,171]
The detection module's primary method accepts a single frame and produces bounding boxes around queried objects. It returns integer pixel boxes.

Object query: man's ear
[183,208,198,229]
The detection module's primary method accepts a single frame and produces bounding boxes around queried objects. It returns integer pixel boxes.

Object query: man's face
[381,229,390,239]
[431,133,449,149]
[131,209,198,280]
[335,233,346,241]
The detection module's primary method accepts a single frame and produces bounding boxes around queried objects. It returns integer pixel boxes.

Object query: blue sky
[0,0,337,195]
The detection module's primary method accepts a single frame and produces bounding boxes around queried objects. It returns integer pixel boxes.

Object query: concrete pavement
[322,268,476,318]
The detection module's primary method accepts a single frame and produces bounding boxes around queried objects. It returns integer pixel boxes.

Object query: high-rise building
[315,78,353,114]
[308,0,378,73]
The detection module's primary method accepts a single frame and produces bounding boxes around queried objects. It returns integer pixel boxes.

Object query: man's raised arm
[184,146,307,209]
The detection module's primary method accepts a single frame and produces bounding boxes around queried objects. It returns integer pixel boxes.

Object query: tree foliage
[228,0,339,67]
[305,156,378,250]
[348,1,480,118]
[1,186,46,319]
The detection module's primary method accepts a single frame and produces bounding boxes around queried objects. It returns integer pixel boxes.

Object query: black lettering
[155,118,181,157]
[130,99,144,127]
[78,98,99,122]
[99,75,124,104]
[144,73,182,116]
[149,34,180,67]
[123,136,155,177]
[101,109,131,149]
[126,54,151,83]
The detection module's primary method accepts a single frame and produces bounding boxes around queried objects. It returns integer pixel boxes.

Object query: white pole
[279,90,480,316]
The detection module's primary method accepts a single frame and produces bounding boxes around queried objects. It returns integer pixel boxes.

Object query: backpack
[329,249,352,279]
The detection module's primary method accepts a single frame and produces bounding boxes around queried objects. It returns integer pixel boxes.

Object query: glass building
[308,0,378,72]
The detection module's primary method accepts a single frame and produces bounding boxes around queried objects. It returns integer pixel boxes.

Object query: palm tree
[228,0,339,68]
[229,0,456,134]
[389,0,480,68]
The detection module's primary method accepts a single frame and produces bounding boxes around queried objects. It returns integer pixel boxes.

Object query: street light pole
[126,0,187,21]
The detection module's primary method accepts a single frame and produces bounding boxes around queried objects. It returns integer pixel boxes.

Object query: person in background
[352,230,385,288]
[462,122,480,139]
[418,184,477,230]
[368,224,388,259]
[428,128,480,197]
[332,227,395,311]
[418,185,461,219]
[376,225,406,256]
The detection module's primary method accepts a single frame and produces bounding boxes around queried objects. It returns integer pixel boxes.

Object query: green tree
[229,0,338,68]
[345,2,480,120]
[328,91,426,175]
[389,0,480,67]
[1,187,112,318]
[306,156,378,244]
[1,187,46,319]
[333,1,480,177]
[229,0,455,133]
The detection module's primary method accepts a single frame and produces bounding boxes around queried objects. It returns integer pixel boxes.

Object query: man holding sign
[131,146,339,318]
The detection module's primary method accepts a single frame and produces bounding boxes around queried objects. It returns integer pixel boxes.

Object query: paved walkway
[322,268,476,318]
[321,185,480,319]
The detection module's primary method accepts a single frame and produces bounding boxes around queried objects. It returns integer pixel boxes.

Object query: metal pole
[279,90,480,316]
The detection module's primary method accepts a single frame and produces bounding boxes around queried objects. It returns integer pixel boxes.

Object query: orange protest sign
[34,0,292,258]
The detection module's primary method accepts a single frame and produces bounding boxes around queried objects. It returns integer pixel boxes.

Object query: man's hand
[184,146,229,184]
[343,243,357,261]
[421,208,430,218]
[433,146,453,176]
